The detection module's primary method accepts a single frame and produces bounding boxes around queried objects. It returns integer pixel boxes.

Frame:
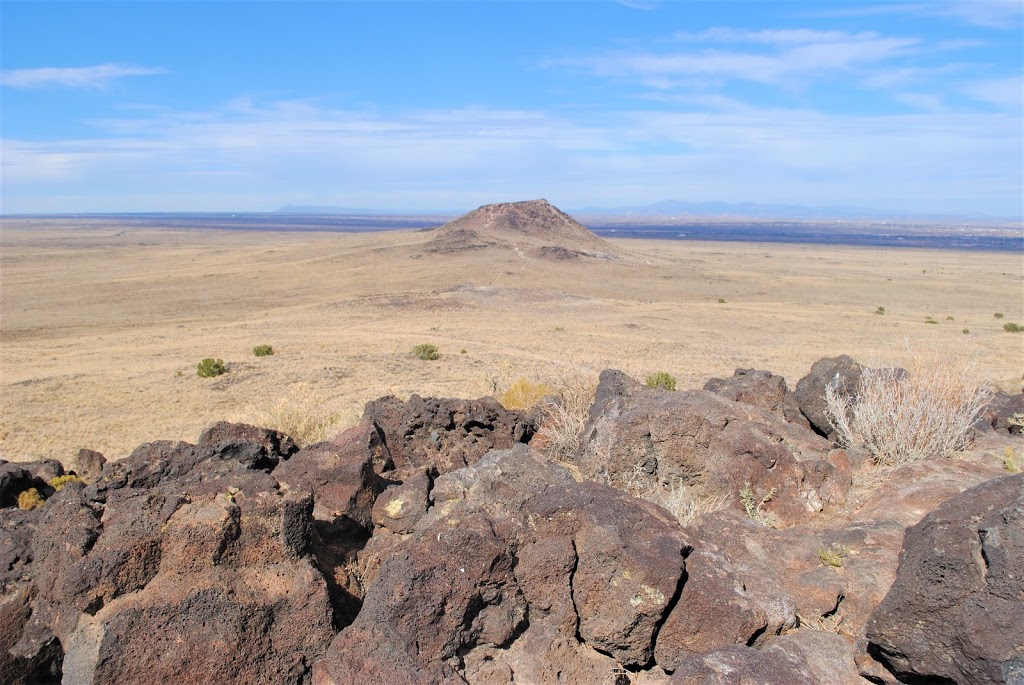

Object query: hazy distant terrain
[7,211,1021,251]
[1,212,1021,463]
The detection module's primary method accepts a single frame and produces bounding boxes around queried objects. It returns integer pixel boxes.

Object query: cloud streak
[2,97,1019,216]
[552,29,920,89]
[1,63,167,89]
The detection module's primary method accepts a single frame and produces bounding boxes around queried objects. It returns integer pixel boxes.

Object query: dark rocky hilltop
[425,199,617,259]
[2,357,1022,684]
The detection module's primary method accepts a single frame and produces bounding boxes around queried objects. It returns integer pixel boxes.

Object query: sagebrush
[412,343,440,360]
[825,348,990,467]
[253,344,274,357]
[645,371,676,391]
[197,358,227,378]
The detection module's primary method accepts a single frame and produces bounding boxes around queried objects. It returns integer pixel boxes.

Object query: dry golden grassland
[1,218,1021,462]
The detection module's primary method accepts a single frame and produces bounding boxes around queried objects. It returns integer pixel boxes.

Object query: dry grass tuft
[244,383,345,447]
[18,488,44,510]
[498,378,554,410]
[532,367,598,463]
[826,346,990,467]
[48,474,85,491]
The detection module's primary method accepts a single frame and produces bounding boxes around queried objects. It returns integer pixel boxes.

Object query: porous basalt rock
[574,370,849,526]
[866,473,1024,685]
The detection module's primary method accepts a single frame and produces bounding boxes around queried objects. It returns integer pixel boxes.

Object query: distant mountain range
[277,202,1017,223]
[571,200,1014,223]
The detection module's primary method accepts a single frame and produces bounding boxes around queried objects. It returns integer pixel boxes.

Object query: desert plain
[1,215,1021,463]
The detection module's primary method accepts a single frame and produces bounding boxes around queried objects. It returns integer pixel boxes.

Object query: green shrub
[197,358,227,378]
[924,318,938,325]
[875,306,885,315]
[995,312,1004,319]
[962,328,970,334]
[645,371,677,391]
[412,343,440,360]
[945,316,954,321]
[1004,323,1023,333]
[818,544,849,568]
[717,298,726,304]
[740,482,777,527]
[253,344,274,357]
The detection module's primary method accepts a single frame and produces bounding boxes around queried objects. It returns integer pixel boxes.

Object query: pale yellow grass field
[1,218,1021,462]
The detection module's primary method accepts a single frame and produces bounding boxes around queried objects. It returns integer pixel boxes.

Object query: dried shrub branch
[825,347,990,467]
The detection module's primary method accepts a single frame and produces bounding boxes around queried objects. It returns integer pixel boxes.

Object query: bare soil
[1,217,1021,462]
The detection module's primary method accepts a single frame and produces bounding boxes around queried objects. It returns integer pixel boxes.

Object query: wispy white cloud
[962,75,1024,109]
[806,1,1023,28]
[0,63,167,89]
[553,29,919,89]
[2,97,1020,216]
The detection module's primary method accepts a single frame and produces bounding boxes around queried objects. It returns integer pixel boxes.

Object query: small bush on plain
[253,344,274,357]
[995,312,1004,319]
[825,347,990,467]
[645,371,677,391]
[412,344,440,360]
[1003,323,1023,333]
[875,306,885,315]
[197,358,227,378]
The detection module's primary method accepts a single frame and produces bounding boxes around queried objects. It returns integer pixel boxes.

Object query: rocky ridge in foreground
[1,357,1022,684]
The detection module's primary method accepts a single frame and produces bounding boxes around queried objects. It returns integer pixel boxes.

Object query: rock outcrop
[866,473,1024,685]
[1,357,1021,684]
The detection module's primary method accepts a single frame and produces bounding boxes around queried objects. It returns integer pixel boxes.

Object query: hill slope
[425,199,616,259]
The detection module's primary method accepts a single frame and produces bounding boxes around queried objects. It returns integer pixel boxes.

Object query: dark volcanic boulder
[668,631,864,685]
[60,488,335,685]
[0,463,37,508]
[574,370,849,526]
[977,391,1024,434]
[71,448,106,482]
[196,421,300,469]
[274,420,391,530]
[362,394,532,474]
[314,445,690,683]
[866,473,1024,685]
[794,355,863,438]
[703,367,809,428]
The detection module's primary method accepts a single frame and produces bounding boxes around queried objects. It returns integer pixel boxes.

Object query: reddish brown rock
[574,370,848,526]
[866,473,1024,685]
[363,394,531,474]
[977,391,1024,434]
[196,420,299,469]
[274,420,391,530]
[794,355,863,438]
[703,367,809,429]
[60,488,335,685]
[71,448,106,482]
[370,467,431,534]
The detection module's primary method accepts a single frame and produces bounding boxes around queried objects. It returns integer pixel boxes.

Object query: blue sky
[1,1,1022,217]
